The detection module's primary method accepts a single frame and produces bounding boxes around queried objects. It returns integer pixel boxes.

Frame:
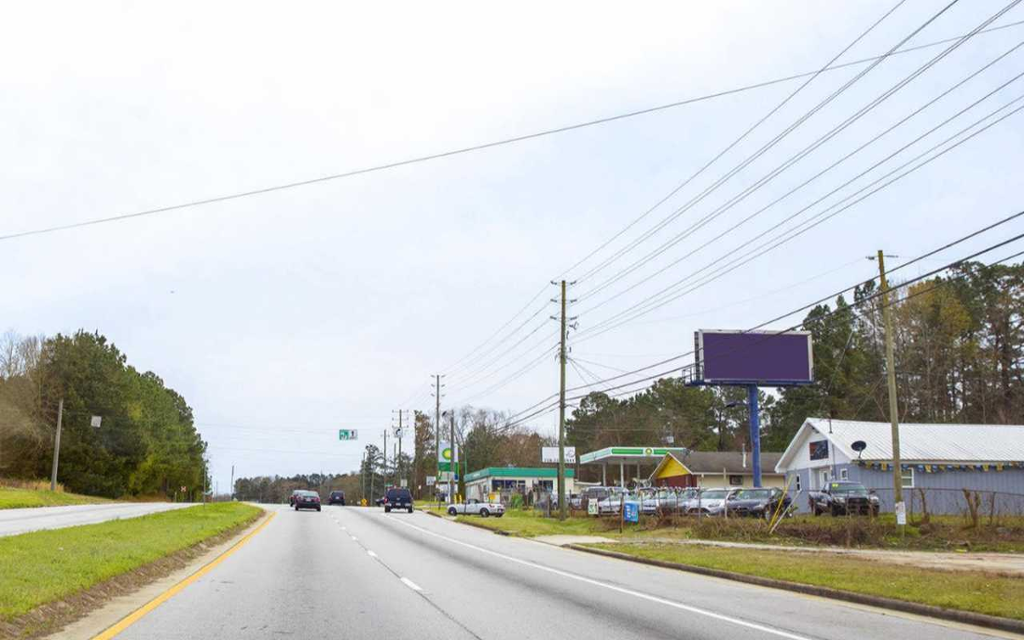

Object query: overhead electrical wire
[500,212,1024,428]
[578,34,1024,313]
[576,0,1018,306]
[4,16,1022,245]
[572,0,922,287]
[396,8,1018,406]
[574,83,1024,342]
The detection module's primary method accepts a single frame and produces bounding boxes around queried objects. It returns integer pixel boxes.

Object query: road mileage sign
[338,429,358,441]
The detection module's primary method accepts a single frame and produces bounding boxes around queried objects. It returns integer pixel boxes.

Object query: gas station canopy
[580,446,689,466]
[580,446,690,487]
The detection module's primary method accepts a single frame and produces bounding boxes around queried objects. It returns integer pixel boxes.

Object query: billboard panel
[542,447,576,464]
[695,330,813,385]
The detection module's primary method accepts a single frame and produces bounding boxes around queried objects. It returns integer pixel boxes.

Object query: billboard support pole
[748,385,762,488]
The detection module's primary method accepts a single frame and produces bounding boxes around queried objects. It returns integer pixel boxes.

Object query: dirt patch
[0,512,262,640]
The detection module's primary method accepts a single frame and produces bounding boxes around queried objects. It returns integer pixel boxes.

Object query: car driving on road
[383,488,414,513]
[328,490,346,506]
[293,490,321,512]
[447,498,504,517]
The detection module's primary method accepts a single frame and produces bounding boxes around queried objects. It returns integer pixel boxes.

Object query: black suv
[328,490,346,506]
[383,488,413,513]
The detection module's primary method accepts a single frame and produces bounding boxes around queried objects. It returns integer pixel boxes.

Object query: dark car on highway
[293,490,321,512]
[383,488,413,513]
[727,487,792,519]
[328,490,346,506]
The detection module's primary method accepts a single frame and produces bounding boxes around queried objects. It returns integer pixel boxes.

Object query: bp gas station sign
[338,429,358,441]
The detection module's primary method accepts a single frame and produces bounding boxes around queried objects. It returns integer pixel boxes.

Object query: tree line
[0,330,207,499]
[564,260,1023,475]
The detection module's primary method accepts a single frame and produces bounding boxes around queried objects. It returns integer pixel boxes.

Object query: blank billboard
[695,330,813,385]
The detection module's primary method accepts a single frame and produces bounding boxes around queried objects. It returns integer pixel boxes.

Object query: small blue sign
[624,501,639,523]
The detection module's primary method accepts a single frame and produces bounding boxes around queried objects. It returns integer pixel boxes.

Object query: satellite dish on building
[851,440,867,459]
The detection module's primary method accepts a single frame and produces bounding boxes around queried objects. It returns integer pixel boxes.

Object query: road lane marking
[388,518,813,640]
[91,510,276,640]
[401,577,422,592]
[367,550,377,558]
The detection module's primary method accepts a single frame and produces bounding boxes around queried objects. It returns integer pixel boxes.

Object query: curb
[567,544,1024,636]
[458,519,510,536]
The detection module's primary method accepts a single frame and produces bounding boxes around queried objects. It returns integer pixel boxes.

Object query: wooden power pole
[558,279,568,521]
[876,250,903,508]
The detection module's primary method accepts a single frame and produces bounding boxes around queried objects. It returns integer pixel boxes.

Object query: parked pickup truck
[809,481,880,516]
[447,499,505,518]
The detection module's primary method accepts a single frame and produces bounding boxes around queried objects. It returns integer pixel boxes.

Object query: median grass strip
[0,502,262,623]
[588,542,1024,621]
[0,487,109,510]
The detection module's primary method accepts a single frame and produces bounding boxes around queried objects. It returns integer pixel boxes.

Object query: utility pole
[433,374,443,502]
[382,430,388,488]
[369,447,375,503]
[49,398,64,492]
[449,411,456,504]
[876,250,903,508]
[230,464,235,500]
[391,411,407,487]
[557,280,568,520]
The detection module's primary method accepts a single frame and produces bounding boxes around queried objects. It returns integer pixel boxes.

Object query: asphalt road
[112,505,1010,640]
[0,502,193,537]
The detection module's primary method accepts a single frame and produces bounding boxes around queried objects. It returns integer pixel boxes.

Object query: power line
[576,1,1016,306]
[571,0,916,286]
[4,20,1022,246]
[502,218,1024,429]
[573,86,1024,342]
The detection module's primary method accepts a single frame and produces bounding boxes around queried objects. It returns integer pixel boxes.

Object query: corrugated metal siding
[807,418,1024,462]
[848,465,1024,514]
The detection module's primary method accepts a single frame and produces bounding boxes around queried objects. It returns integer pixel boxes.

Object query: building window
[839,468,849,481]
[793,474,802,492]
[728,475,743,486]
[901,468,914,489]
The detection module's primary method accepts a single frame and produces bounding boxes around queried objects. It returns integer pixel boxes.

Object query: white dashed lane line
[400,577,422,592]
[367,550,378,558]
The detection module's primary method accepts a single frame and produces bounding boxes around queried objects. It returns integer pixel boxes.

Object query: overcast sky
[4,1,1024,493]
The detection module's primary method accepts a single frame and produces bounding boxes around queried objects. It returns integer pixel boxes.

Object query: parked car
[288,489,303,507]
[328,490,346,506]
[595,487,630,514]
[686,488,737,516]
[383,488,414,513]
[727,487,792,519]
[447,498,504,517]
[809,481,880,516]
[293,490,321,512]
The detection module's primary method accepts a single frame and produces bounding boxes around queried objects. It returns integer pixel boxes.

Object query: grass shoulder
[587,542,1024,621]
[0,486,110,509]
[0,502,262,623]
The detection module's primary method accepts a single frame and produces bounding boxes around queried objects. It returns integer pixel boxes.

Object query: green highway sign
[338,429,359,441]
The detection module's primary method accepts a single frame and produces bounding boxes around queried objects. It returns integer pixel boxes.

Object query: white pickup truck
[446,499,505,517]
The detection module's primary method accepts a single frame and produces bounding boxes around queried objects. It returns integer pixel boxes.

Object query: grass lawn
[590,542,1024,621]
[438,508,628,538]
[0,487,110,510]
[0,502,262,621]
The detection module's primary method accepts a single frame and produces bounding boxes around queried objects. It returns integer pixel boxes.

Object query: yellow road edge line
[91,509,277,640]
